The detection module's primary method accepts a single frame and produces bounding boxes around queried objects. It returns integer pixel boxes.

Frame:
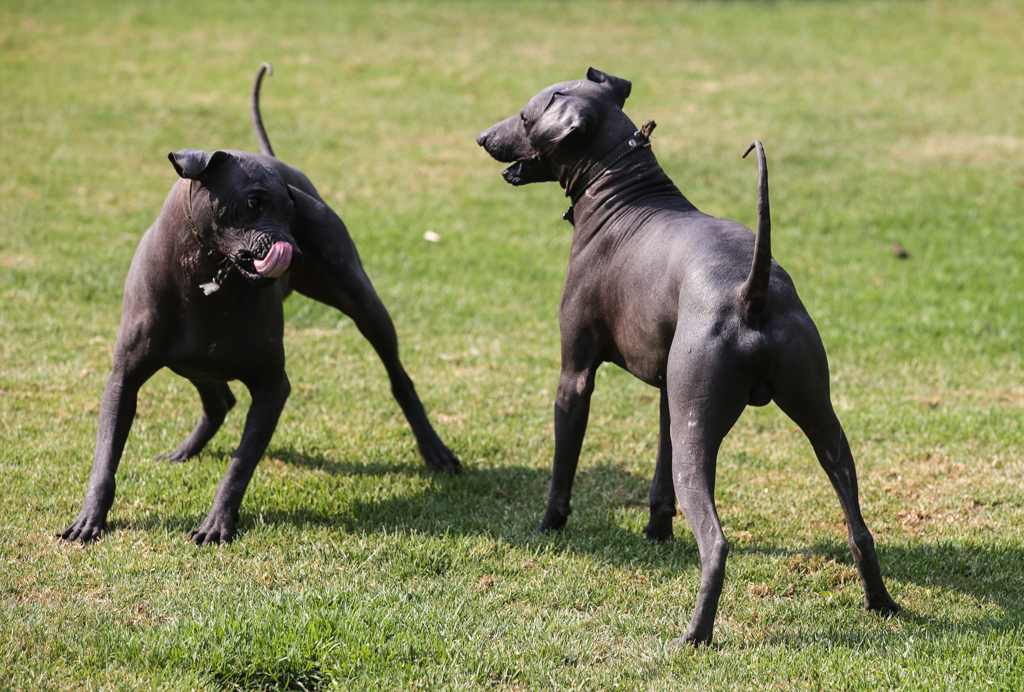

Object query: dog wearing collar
[477,68,898,645]
[59,63,460,546]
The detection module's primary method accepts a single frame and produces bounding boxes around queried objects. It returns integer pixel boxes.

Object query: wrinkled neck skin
[560,148,697,259]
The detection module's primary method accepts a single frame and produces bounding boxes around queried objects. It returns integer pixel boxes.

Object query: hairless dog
[60,64,459,546]
[477,68,898,645]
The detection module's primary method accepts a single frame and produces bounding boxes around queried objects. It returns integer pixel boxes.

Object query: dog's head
[476,68,636,190]
[168,149,303,284]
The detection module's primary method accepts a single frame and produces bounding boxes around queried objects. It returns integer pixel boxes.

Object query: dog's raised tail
[252,62,275,158]
[741,140,771,322]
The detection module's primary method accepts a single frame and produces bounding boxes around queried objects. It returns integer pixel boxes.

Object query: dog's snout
[476,115,534,164]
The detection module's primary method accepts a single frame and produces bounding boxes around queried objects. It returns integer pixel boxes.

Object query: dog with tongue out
[59,64,460,547]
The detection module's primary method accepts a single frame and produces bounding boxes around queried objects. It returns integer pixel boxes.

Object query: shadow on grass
[113,445,1024,635]
[801,537,1024,619]
[274,446,706,571]
[890,540,1024,617]
[112,443,700,571]
[734,536,1024,644]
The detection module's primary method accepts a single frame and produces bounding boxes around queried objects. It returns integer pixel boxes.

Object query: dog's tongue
[254,241,293,278]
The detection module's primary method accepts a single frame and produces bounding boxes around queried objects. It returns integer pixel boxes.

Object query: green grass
[2,0,1024,689]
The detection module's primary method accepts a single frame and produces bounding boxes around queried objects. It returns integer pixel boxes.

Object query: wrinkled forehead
[207,151,283,189]
[230,152,279,181]
[522,80,597,114]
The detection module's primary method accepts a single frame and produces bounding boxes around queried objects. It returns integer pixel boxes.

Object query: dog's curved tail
[252,62,275,158]
[741,140,771,322]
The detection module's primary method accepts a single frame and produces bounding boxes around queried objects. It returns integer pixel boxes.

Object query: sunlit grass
[1,1,1023,689]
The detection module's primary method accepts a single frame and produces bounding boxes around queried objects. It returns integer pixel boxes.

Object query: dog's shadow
[118,445,1024,636]
[117,444,699,571]
[747,534,1024,646]
[284,449,1024,631]
[267,445,704,571]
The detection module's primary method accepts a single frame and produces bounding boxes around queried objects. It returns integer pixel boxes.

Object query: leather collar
[563,119,656,226]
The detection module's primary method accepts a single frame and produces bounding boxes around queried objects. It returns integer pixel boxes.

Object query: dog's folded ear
[530,93,597,150]
[168,149,230,180]
[586,67,632,107]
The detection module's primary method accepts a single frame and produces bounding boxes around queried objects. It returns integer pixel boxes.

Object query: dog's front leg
[188,373,290,545]
[537,363,598,532]
[59,365,156,543]
[643,388,676,542]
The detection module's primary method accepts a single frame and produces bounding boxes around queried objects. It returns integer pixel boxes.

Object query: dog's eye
[247,197,261,209]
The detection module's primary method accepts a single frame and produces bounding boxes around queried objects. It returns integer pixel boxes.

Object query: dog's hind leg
[666,338,749,646]
[307,266,459,474]
[643,387,676,542]
[157,381,236,462]
[285,187,459,474]
[769,329,900,615]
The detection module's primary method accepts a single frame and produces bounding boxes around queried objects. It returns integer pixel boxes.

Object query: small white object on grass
[423,230,441,243]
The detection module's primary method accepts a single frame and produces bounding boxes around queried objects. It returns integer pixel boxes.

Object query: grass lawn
[2,0,1023,689]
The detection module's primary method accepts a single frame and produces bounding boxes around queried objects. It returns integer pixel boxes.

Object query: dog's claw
[643,525,673,543]
[643,512,674,542]
[188,512,236,546]
[58,512,106,544]
[188,530,232,546]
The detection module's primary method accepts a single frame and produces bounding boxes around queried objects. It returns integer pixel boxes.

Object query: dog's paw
[671,624,714,648]
[418,437,461,475]
[668,632,712,649]
[156,440,201,463]
[57,511,106,544]
[643,514,674,543]
[188,514,236,546]
[156,448,192,463]
[536,507,569,533]
[866,594,901,615]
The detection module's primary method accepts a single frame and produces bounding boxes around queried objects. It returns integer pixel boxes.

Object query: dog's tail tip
[741,140,771,322]
[252,62,276,158]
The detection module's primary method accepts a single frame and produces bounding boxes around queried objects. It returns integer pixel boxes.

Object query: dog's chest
[164,286,286,381]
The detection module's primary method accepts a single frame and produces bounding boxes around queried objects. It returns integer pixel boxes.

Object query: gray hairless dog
[477,68,898,645]
[59,63,460,546]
